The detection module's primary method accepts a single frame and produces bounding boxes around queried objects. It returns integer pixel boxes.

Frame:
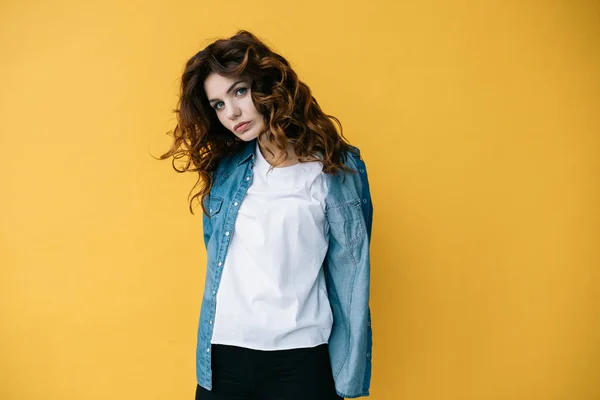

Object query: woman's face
[204,73,266,141]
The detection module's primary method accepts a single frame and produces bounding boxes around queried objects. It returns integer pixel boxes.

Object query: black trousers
[195,343,344,400]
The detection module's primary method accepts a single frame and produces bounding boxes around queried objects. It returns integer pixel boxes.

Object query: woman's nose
[227,105,241,120]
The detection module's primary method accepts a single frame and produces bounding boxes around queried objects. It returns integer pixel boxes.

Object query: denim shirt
[196,139,373,398]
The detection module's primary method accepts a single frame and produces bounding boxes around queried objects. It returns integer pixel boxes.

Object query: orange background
[1,0,599,399]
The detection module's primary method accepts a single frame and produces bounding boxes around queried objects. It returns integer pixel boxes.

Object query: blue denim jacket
[196,139,373,398]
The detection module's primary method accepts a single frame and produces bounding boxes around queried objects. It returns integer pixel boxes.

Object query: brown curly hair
[159,30,357,215]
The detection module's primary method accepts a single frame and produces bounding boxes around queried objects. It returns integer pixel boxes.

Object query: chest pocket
[208,197,224,218]
[326,199,366,247]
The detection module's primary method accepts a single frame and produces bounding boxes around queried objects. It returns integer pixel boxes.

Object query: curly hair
[159,30,357,215]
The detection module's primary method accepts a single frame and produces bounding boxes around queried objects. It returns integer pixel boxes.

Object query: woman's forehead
[204,73,249,96]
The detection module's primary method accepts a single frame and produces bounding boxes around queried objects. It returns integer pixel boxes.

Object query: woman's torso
[211,142,333,350]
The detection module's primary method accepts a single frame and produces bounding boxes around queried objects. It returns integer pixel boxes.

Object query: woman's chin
[234,129,261,142]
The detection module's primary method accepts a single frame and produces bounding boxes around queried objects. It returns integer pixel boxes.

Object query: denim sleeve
[350,149,374,242]
[202,197,213,250]
[355,150,374,395]
[358,158,373,242]
[326,147,372,397]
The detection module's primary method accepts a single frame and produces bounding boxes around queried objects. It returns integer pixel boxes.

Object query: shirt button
[218,262,222,267]
[245,176,250,181]
[363,199,367,203]
[212,290,216,295]
[225,231,230,236]
[234,202,239,206]
[360,169,365,173]
[206,348,210,353]
[209,320,213,325]
[367,353,371,357]
[209,209,212,213]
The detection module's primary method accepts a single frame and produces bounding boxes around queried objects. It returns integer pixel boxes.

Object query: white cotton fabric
[211,143,332,350]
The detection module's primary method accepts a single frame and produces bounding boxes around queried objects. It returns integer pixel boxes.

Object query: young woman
[160,30,374,400]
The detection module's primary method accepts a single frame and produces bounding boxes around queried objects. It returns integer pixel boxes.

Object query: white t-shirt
[211,143,333,350]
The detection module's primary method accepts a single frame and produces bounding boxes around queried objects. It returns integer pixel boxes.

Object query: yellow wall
[1,0,598,399]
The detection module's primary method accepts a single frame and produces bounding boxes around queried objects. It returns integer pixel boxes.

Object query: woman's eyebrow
[208,80,245,103]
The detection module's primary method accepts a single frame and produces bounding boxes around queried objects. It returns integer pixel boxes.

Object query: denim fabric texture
[197,139,373,398]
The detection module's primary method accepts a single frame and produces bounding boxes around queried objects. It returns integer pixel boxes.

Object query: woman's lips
[234,121,251,133]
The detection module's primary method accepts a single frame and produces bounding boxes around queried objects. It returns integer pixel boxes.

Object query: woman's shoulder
[343,144,365,168]
[211,140,256,175]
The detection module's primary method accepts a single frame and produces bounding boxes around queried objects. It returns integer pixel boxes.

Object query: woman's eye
[235,87,248,96]
[214,102,224,110]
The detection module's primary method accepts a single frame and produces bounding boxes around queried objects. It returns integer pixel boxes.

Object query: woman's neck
[258,135,299,168]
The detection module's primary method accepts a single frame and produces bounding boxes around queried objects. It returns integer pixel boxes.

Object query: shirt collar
[235,139,257,166]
